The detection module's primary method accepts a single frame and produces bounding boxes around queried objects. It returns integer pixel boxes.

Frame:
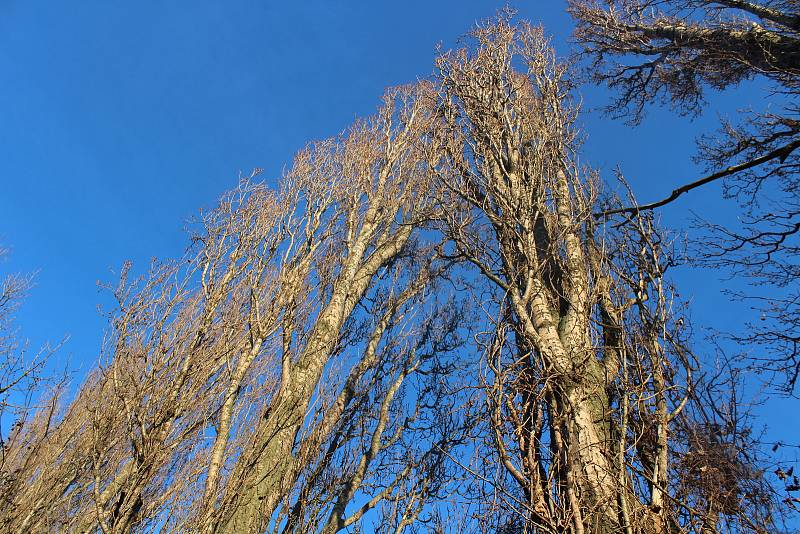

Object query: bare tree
[430,16,779,533]
[569,0,800,392]
[204,86,465,534]
[0,247,62,531]
[0,247,51,427]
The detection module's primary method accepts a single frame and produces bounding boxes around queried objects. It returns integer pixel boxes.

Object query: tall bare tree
[204,86,465,534]
[569,0,800,392]
[430,16,778,533]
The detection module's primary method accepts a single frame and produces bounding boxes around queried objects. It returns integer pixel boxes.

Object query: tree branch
[595,137,800,219]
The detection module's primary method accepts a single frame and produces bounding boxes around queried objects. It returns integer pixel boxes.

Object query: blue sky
[0,0,796,491]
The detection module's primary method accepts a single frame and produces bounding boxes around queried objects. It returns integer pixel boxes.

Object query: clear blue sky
[0,0,795,485]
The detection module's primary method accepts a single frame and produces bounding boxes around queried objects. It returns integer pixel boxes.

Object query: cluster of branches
[569,0,800,393]
[0,14,791,534]
[0,247,39,421]
[0,247,58,496]
[0,90,468,533]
